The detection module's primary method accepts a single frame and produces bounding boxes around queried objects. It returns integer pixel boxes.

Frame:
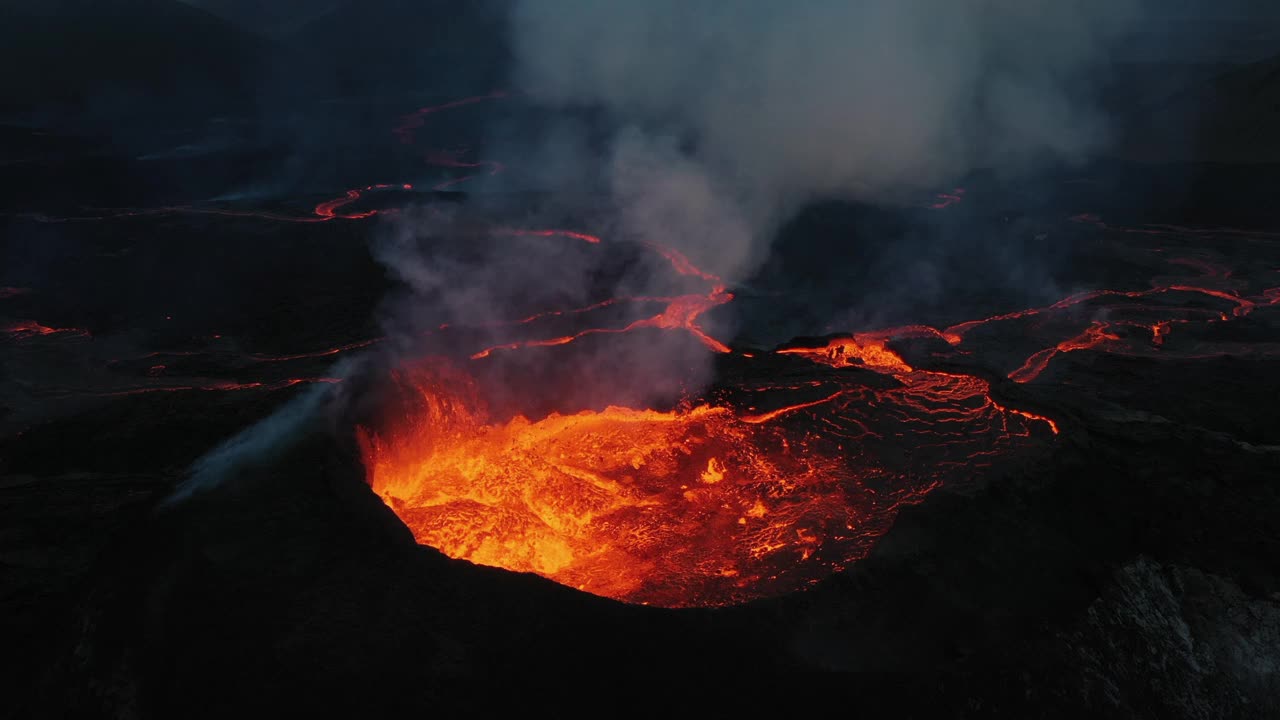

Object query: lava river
[358,232,1064,608]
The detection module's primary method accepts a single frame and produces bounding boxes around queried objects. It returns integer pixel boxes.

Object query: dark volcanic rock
[4,77,1280,715]
[1123,52,1280,164]
[7,333,1275,716]
[1059,558,1280,718]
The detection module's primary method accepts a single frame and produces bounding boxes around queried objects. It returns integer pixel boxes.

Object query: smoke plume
[163,359,361,507]
[377,1,1143,407]
[507,0,1139,270]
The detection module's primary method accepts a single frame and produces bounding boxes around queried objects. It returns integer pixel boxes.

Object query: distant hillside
[1118,19,1280,64]
[0,0,269,123]
[282,0,510,99]
[1121,51,1280,163]
[180,0,341,35]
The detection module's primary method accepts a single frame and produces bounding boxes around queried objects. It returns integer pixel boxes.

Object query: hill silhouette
[1122,50,1280,163]
[282,0,509,100]
[0,0,269,126]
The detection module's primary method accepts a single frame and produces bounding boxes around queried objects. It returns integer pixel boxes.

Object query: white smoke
[509,0,1140,274]
[374,2,1144,408]
[161,359,360,507]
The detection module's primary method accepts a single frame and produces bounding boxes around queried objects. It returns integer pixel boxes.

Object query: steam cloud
[377,1,1143,405]
[163,359,360,507]
[508,0,1139,272]
[156,2,1243,505]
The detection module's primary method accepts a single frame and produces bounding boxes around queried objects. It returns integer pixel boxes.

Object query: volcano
[353,227,1064,608]
[7,172,1277,712]
[5,3,1280,717]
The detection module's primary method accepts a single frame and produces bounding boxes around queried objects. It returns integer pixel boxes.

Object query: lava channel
[360,333,1056,608]
[355,348,1054,604]
[357,217,1280,607]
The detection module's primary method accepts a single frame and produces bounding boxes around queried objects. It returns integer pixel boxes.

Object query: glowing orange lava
[12,91,1275,609]
[1008,322,1122,383]
[470,232,733,358]
[360,348,1053,607]
[392,91,508,145]
[362,216,1280,607]
[2,320,90,339]
[361,238,1058,607]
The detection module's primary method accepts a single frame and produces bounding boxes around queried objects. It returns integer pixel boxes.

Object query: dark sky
[1126,1,1280,62]
[1158,0,1280,17]
[181,0,1280,62]
[183,0,1280,28]
[180,0,341,33]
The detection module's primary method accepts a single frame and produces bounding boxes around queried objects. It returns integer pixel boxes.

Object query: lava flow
[19,184,412,225]
[359,212,1280,607]
[425,149,504,191]
[468,231,733,358]
[2,320,90,340]
[392,91,508,145]
[396,93,509,190]
[15,91,511,226]
[12,89,1273,608]
[360,349,1052,608]
[359,230,1059,608]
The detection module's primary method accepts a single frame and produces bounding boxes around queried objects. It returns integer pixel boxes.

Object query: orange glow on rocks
[359,353,1055,607]
[777,334,915,373]
[361,232,1061,607]
[2,320,90,339]
[1008,322,1122,384]
[361,216,1280,607]
[470,231,733,359]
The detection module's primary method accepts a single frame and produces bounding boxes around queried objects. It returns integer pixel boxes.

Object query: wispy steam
[162,359,360,507]
[375,1,1143,403]
[508,0,1139,269]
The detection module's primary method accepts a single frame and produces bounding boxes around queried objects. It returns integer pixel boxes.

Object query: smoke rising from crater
[374,1,1145,410]
[509,0,1139,271]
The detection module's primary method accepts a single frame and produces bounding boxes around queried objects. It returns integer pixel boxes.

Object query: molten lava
[10,90,1278,608]
[360,350,1053,607]
[392,91,508,145]
[360,232,1059,607]
[469,232,734,359]
[2,320,90,339]
[360,213,1279,607]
